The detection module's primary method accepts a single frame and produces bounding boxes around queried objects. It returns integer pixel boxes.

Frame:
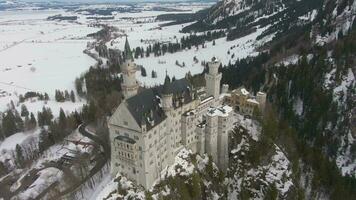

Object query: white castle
[108,39,263,189]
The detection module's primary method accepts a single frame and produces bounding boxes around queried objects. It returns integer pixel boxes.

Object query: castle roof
[162,74,171,95]
[123,37,134,61]
[126,78,193,131]
[207,105,233,117]
[115,135,136,144]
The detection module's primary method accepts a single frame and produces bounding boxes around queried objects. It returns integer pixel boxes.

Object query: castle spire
[124,36,134,61]
[162,72,171,95]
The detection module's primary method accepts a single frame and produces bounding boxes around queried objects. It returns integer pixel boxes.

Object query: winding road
[48,124,110,200]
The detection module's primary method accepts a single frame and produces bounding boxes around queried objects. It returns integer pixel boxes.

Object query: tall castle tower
[121,37,139,99]
[161,74,173,112]
[205,58,222,100]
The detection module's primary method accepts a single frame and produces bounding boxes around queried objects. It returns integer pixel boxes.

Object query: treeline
[221,52,269,93]
[75,66,122,121]
[220,23,356,199]
[132,30,225,59]
[19,91,49,103]
[0,103,99,170]
[55,89,76,103]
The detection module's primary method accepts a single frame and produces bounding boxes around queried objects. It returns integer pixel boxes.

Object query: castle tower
[205,58,222,100]
[121,37,139,99]
[205,112,218,164]
[162,74,173,112]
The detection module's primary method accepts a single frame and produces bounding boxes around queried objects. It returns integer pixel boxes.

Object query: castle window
[134,136,139,140]
[124,121,128,126]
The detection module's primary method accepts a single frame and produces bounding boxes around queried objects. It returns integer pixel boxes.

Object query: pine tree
[44,93,49,101]
[24,116,30,131]
[19,95,25,103]
[29,113,37,130]
[59,108,67,132]
[39,128,51,153]
[0,161,7,176]
[70,90,76,103]
[14,111,24,132]
[15,144,25,168]
[151,70,157,78]
[2,111,17,137]
[141,67,147,77]
[0,124,4,140]
[20,104,29,117]
[65,90,70,101]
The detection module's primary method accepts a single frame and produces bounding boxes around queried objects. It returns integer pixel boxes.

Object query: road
[50,124,110,199]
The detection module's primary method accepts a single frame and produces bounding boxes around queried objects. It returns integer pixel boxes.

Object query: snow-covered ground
[133,26,270,87]
[0,10,99,114]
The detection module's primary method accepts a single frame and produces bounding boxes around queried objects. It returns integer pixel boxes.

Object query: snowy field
[0,10,100,113]
[133,26,271,87]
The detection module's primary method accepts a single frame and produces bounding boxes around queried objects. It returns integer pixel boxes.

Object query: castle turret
[121,37,139,99]
[162,74,173,111]
[205,57,222,100]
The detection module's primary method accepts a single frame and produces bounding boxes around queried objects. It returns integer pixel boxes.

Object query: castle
[108,38,265,189]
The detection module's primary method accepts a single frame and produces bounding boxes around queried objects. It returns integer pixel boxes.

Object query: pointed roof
[124,37,134,61]
[126,78,192,131]
[162,73,171,95]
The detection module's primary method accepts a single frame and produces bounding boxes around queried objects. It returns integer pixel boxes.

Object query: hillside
[101,0,356,199]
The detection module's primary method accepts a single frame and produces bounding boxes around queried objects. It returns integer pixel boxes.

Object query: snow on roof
[200,96,214,104]
[219,93,231,99]
[207,105,233,117]
[241,88,250,96]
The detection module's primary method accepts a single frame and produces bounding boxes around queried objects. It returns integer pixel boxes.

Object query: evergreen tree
[20,104,29,117]
[264,184,279,200]
[0,124,4,140]
[0,161,7,176]
[24,115,30,131]
[15,144,25,168]
[14,111,24,132]
[141,66,147,77]
[151,70,157,78]
[38,128,51,153]
[64,90,70,101]
[59,108,67,132]
[75,78,84,96]
[29,113,37,130]
[44,93,49,101]
[2,111,18,137]
[70,90,76,103]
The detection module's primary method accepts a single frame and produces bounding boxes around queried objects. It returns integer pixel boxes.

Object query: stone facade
[226,87,266,116]
[121,37,139,99]
[109,41,233,189]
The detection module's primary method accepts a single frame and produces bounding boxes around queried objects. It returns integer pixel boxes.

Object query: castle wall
[109,57,235,189]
